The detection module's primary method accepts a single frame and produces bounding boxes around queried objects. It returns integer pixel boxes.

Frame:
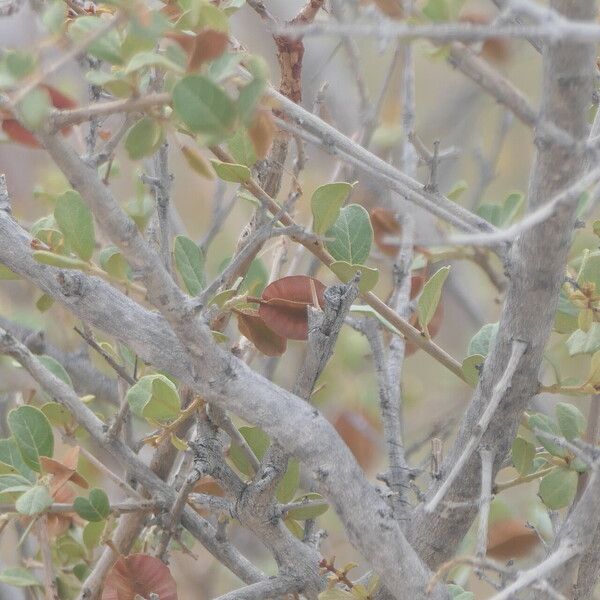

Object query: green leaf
[0,473,35,494]
[0,263,19,280]
[6,50,36,79]
[318,590,354,600]
[462,354,485,386]
[501,192,524,225]
[8,406,54,472]
[286,493,329,520]
[277,459,299,503]
[423,0,449,21]
[42,1,67,34]
[311,182,354,235]
[124,117,164,160]
[227,128,257,167]
[418,266,450,330]
[99,246,129,280]
[126,374,181,423]
[555,403,586,441]
[539,468,578,510]
[73,488,110,522]
[237,78,266,123]
[528,413,567,458]
[593,220,600,238]
[15,485,53,515]
[54,190,95,261]
[33,251,89,270]
[567,324,600,356]
[18,88,51,131]
[173,75,236,137]
[329,261,379,293]
[325,204,373,265]
[174,235,206,295]
[0,439,35,481]
[124,51,184,74]
[38,355,73,387]
[448,584,474,600]
[468,322,499,357]
[83,520,106,550]
[41,402,72,428]
[446,180,468,201]
[36,293,54,312]
[511,437,535,475]
[210,160,251,183]
[69,16,123,64]
[229,427,269,477]
[0,567,42,588]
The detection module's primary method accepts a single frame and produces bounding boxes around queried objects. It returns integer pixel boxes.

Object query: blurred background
[1,0,598,598]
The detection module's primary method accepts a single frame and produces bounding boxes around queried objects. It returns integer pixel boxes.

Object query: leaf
[36,293,54,312]
[236,309,287,356]
[227,127,257,167]
[8,406,54,472]
[462,354,485,386]
[311,182,354,235]
[188,30,229,71]
[74,488,110,522]
[511,437,535,475]
[69,16,123,64]
[446,180,468,201]
[15,485,53,515]
[0,567,41,587]
[54,190,95,261]
[124,51,184,75]
[180,145,215,179]
[126,375,181,423]
[174,235,206,295]
[370,207,401,257]
[258,276,326,341]
[286,493,329,520]
[210,160,251,183]
[487,519,539,560]
[32,251,89,271]
[329,261,379,293]
[325,204,373,265]
[318,589,354,599]
[83,520,106,550]
[0,438,35,481]
[555,403,586,441]
[418,266,450,331]
[0,473,35,495]
[539,468,578,510]
[277,458,299,503]
[124,117,163,160]
[528,413,567,458]
[99,246,130,280]
[468,322,499,357]
[0,263,19,280]
[102,553,178,600]
[248,110,275,159]
[18,87,51,132]
[567,324,600,356]
[38,355,73,387]
[229,427,269,477]
[448,584,475,600]
[172,74,236,137]
[423,0,449,21]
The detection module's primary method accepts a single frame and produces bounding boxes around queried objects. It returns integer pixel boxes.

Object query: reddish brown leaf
[370,207,401,258]
[333,408,381,471]
[188,30,229,71]
[487,520,539,560]
[248,110,276,159]
[406,302,444,356]
[459,13,511,64]
[236,309,287,356]
[1,119,39,147]
[1,84,77,148]
[40,447,88,494]
[102,554,178,600]
[258,276,326,341]
[192,476,225,517]
[361,0,403,19]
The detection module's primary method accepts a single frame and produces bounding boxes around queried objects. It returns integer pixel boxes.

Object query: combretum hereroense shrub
[1,0,600,598]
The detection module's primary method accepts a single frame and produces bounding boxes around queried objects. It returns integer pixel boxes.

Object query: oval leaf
[174,235,206,295]
[15,485,53,515]
[511,437,535,476]
[124,117,163,160]
[555,402,586,441]
[329,261,379,293]
[102,554,178,600]
[311,182,354,236]
[236,309,287,357]
[325,204,373,265]
[258,276,326,341]
[418,266,450,330]
[210,160,251,183]
[73,488,110,522]
[8,406,54,472]
[539,468,578,510]
[54,190,95,261]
